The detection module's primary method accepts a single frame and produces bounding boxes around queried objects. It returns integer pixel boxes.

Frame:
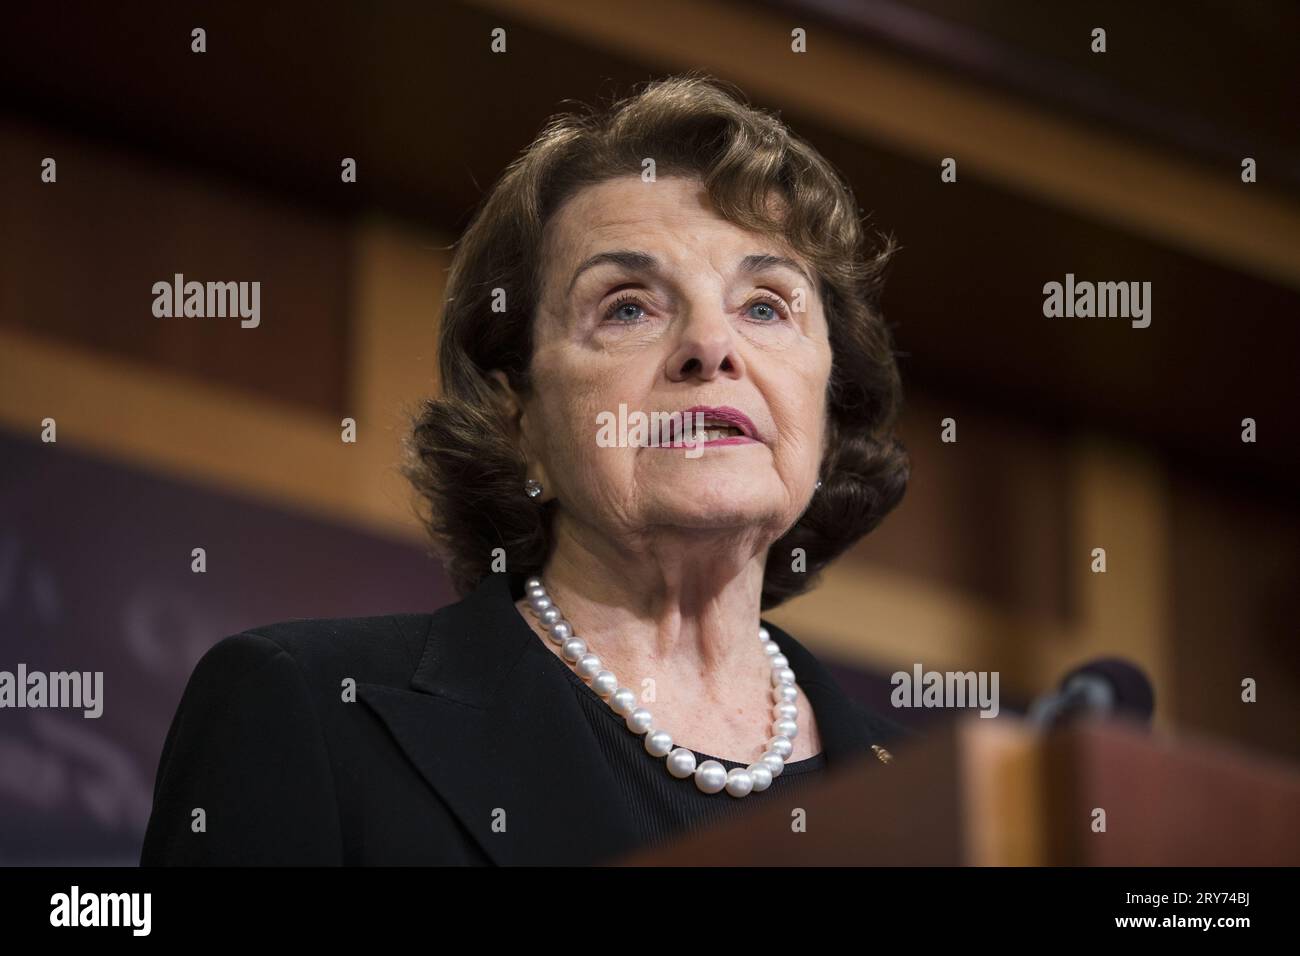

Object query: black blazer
[140,571,910,865]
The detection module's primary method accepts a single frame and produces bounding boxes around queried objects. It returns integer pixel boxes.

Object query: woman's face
[515,174,832,550]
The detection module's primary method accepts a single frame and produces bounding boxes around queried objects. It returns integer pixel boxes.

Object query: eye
[745,295,790,322]
[602,293,648,324]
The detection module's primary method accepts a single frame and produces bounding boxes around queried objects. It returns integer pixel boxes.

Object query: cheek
[532,359,631,476]
[771,352,832,456]
[773,397,825,470]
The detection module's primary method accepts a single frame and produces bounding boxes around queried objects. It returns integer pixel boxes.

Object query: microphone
[1026,657,1155,729]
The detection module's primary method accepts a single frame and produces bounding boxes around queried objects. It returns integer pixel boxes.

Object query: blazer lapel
[760,621,883,769]
[357,572,642,865]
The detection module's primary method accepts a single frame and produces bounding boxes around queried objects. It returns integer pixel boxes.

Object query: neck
[518,512,825,764]
[534,512,771,683]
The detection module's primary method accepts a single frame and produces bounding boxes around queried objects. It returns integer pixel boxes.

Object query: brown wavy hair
[405,72,909,610]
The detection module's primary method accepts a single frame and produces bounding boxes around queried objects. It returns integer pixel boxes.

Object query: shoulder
[241,611,433,660]
[158,612,436,755]
[194,612,434,693]
[144,612,437,864]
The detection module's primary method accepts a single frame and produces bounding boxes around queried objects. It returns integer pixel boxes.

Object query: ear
[487,369,554,502]
[487,369,522,431]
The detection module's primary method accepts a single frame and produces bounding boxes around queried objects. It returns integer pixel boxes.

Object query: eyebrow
[565,250,814,296]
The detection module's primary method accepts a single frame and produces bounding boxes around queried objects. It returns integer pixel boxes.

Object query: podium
[613,714,1300,865]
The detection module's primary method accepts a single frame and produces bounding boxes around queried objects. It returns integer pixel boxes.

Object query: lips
[673,405,760,445]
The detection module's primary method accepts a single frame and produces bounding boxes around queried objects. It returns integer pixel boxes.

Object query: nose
[664,307,745,383]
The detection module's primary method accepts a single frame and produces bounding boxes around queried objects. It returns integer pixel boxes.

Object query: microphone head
[1059,657,1155,723]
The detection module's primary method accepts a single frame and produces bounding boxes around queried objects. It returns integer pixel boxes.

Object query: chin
[647,492,783,531]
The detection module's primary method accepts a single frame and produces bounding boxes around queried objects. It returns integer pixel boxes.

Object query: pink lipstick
[663,405,760,447]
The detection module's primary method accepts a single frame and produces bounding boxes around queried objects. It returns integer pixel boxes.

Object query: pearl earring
[524,478,543,499]
[814,479,823,491]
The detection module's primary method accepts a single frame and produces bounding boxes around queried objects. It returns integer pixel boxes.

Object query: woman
[140,74,910,866]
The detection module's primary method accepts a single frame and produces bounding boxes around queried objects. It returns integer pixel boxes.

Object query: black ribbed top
[539,644,828,850]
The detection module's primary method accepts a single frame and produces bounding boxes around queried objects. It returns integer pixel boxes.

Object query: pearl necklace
[524,576,799,797]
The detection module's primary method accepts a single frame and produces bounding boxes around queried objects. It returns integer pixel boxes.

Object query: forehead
[542,175,802,284]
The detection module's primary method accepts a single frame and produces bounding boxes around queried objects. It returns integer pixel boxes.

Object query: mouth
[662,405,760,448]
